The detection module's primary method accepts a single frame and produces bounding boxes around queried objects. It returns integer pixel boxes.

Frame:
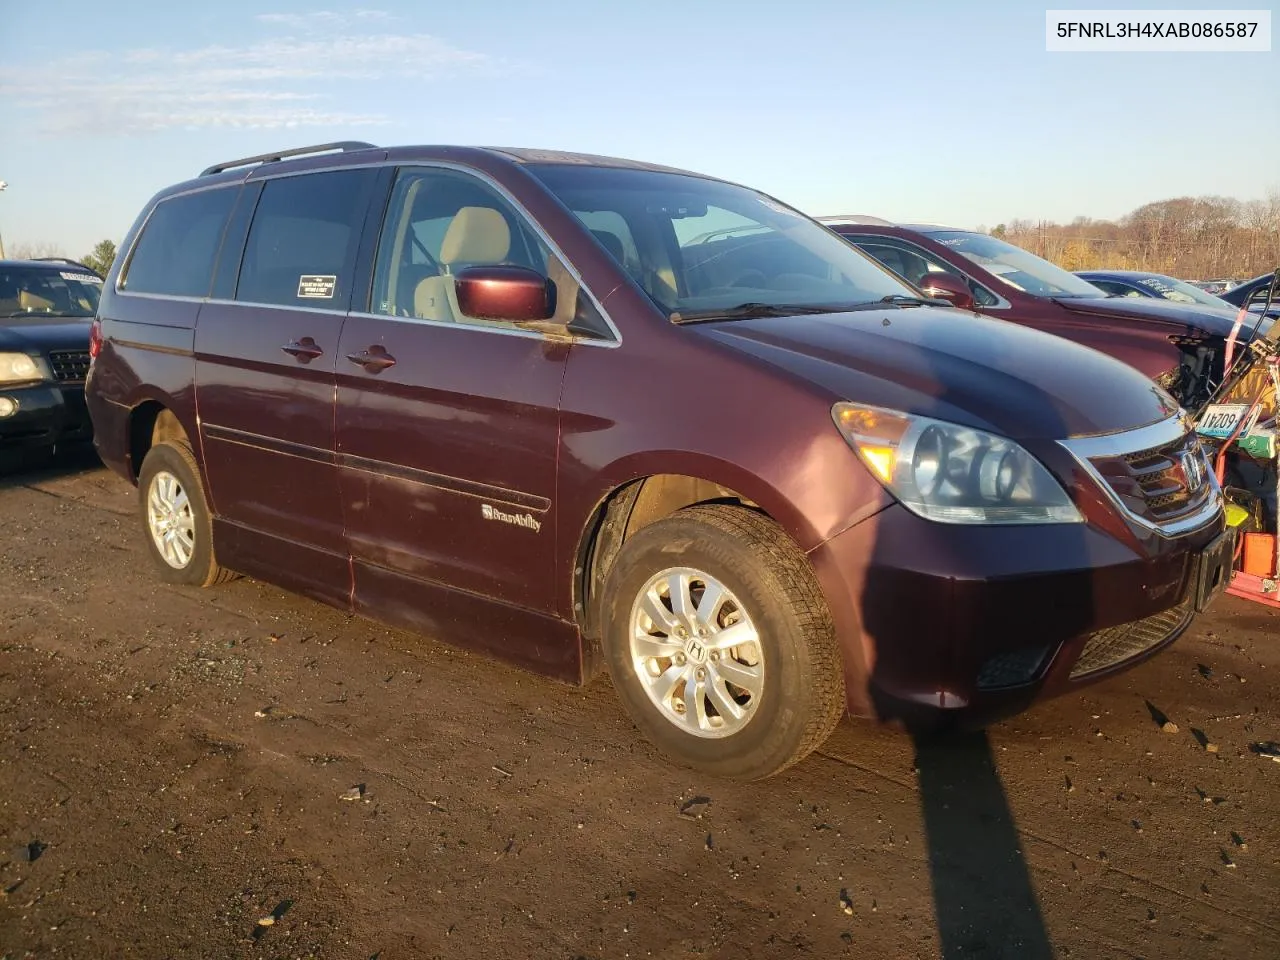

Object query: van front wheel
[599,504,845,780]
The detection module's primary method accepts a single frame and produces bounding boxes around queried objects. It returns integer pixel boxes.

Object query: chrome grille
[48,349,91,382]
[1069,602,1192,679]
[1089,432,1213,523]
[1061,416,1222,536]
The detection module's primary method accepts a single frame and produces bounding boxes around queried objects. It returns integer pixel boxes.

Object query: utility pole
[0,180,7,259]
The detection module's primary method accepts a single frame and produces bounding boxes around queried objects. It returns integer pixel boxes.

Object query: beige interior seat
[19,290,54,311]
[414,207,511,323]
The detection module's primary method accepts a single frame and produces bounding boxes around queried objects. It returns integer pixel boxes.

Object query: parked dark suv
[86,143,1228,778]
[0,258,101,460]
[824,218,1256,410]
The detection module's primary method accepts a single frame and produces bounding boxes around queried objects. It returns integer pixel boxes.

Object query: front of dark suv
[0,260,101,458]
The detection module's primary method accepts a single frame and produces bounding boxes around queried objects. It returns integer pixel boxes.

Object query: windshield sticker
[297,275,337,299]
[758,198,800,217]
[60,271,102,284]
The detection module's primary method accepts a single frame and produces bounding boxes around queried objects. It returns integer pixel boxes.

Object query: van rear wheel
[137,440,233,587]
[599,504,845,780]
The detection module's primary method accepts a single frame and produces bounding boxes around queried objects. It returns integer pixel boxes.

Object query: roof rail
[199,141,379,177]
[817,214,894,226]
[32,257,100,273]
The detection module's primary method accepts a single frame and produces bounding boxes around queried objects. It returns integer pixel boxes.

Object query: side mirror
[917,272,976,311]
[454,265,555,323]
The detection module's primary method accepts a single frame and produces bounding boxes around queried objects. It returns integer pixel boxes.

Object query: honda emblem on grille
[1178,447,1205,491]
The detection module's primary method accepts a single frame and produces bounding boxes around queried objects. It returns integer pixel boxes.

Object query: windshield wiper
[0,311,87,319]
[669,302,850,324]
[879,294,935,307]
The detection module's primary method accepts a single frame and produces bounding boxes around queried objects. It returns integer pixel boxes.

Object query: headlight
[833,403,1083,525]
[0,353,43,384]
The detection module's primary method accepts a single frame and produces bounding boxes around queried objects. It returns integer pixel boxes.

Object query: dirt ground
[1,451,1277,960]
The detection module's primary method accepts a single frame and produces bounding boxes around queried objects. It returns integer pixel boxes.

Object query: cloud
[255,9,396,30]
[0,13,498,135]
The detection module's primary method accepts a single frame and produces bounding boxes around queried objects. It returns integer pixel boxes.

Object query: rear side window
[235,170,374,308]
[123,188,237,297]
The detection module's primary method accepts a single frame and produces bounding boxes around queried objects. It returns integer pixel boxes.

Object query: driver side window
[855,238,1000,308]
[1091,280,1141,298]
[370,168,550,328]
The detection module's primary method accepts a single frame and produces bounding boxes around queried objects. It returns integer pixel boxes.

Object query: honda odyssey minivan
[86,142,1228,779]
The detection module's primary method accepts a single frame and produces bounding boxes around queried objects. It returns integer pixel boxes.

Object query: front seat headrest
[439,207,511,266]
[590,229,626,264]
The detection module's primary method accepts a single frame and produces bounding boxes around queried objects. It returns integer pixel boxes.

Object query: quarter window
[123,188,237,298]
[235,170,374,308]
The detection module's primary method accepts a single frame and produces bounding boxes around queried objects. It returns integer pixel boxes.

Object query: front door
[336,166,572,621]
[195,168,379,603]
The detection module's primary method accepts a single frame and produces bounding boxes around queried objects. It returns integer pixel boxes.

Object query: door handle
[282,337,324,362]
[345,346,396,373]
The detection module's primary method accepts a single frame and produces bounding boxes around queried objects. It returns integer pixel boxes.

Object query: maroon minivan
[86,143,1228,779]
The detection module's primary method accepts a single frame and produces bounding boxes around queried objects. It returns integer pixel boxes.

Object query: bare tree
[1001,189,1280,280]
[9,241,67,261]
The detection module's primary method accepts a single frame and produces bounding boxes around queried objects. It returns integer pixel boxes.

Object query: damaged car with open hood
[823,217,1264,412]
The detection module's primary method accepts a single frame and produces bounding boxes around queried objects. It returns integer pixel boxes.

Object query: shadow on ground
[915,730,1055,959]
[0,443,101,487]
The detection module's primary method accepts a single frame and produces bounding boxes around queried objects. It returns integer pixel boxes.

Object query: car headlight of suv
[832,403,1083,525]
[0,352,44,385]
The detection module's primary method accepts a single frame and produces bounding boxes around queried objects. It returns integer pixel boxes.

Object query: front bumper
[0,381,93,450]
[808,501,1224,728]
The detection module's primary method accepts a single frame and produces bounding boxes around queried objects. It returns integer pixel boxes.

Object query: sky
[0,0,1276,257]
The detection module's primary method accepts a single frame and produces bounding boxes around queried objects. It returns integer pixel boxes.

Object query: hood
[1055,295,1269,340]
[691,307,1180,441]
[0,317,93,353]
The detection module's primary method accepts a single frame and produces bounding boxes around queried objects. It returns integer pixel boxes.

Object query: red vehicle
[86,143,1227,778]
[822,217,1255,411]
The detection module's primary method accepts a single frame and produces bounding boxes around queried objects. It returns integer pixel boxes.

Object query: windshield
[526,164,917,317]
[927,231,1106,299]
[1131,274,1230,308]
[0,265,102,318]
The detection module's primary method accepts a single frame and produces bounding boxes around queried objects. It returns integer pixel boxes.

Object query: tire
[599,503,845,780]
[136,440,234,587]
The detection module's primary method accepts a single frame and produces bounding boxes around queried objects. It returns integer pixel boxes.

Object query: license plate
[1195,531,1234,613]
[1195,403,1258,439]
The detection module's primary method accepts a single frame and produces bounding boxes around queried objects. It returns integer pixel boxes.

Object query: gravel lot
[2,451,1277,959]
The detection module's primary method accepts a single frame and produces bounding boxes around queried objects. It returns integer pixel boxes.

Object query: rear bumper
[84,378,133,482]
[808,502,1224,728]
[0,381,93,450]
